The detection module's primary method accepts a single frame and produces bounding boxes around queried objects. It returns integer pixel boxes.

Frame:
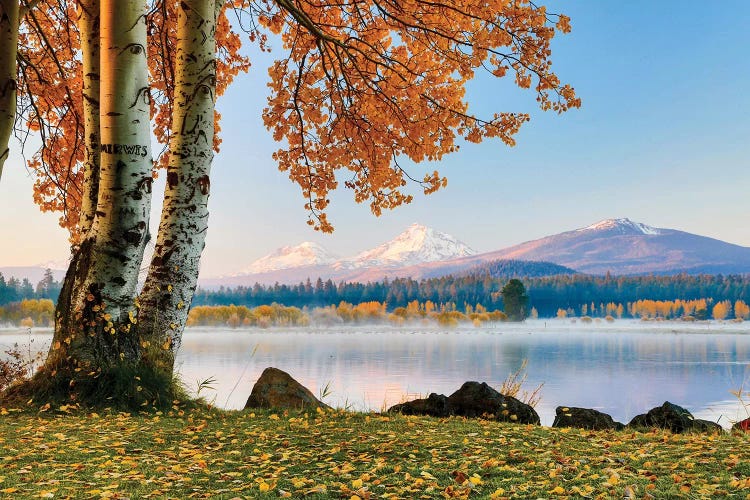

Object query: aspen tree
[77,0,101,236]
[138,0,223,375]
[48,0,152,369]
[0,0,19,179]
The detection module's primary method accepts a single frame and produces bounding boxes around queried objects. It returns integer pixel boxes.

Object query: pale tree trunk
[77,0,101,237]
[49,0,101,366]
[48,0,152,372]
[138,0,221,375]
[0,0,19,180]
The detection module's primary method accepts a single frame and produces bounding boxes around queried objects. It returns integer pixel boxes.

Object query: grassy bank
[0,406,748,499]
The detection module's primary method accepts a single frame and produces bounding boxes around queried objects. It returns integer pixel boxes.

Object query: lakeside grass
[0,406,749,499]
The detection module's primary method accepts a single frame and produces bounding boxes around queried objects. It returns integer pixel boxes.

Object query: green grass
[0,405,748,499]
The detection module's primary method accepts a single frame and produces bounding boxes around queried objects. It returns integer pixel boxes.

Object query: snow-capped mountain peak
[337,223,476,269]
[242,242,339,274]
[579,218,661,236]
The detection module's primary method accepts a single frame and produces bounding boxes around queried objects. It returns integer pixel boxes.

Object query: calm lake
[2,320,749,428]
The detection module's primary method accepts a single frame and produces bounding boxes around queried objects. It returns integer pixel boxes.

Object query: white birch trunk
[50,0,153,367]
[77,0,101,236]
[47,0,103,367]
[0,0,19,181]
[138,0,221,373]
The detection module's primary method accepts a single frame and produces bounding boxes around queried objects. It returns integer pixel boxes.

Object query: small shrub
[500,359,543,408]
[227,313,241,328]
[388,313,405,325]
[487,310,507,322]
[19,317,35,328]
[0,344,29,391]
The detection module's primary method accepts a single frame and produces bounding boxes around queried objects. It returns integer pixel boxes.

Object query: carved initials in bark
[101,143,149,156]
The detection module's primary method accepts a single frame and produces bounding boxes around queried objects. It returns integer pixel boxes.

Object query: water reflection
[2,321,749,427]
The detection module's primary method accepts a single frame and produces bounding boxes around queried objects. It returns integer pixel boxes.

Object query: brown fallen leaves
[0,405,748,498]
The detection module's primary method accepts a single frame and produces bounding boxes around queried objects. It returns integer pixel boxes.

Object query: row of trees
[0,299,55,327]
[1,0,577,405]
[193,273,750,317]
[553,298,750,321]
[5,296,749,329]
[186,300,509,328]
[0,270,62,305]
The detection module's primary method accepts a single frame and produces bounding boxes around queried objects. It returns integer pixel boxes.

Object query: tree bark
[138,0,221,375]
[47,0,152,372]
[0,0,19,181]
[76,0,101,238]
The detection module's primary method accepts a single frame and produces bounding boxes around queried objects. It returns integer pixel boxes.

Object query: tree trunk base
[0,360,185,410]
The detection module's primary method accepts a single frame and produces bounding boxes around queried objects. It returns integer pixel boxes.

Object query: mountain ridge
[469,218,750,275]
[200,218,750,286]
[6,219,750,287]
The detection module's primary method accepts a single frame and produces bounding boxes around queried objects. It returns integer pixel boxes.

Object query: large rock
[447,382,540,425]
[244,367,331,410]
[389,381,540,425]
[388,393,450,417]
[552,406,624,430]
[627,401,720,433]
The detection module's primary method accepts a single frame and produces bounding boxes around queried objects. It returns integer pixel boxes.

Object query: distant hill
[457,259,577,279]
[468,218,750,275]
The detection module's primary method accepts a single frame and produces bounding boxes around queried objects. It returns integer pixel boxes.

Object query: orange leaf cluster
[16,0,579,237]
[259,0,580,231]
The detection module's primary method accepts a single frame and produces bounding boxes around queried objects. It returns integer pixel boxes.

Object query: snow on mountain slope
[578,218,662,235]
[242,242,339,274]
[472,218,750,275]
[336,223,476,269]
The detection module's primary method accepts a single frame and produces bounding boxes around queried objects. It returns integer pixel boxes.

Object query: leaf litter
[0,405,748,498]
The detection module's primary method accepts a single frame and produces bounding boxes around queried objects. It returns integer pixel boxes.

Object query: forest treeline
[4,295,749,328]
[192,273,750,317]
[3,271,750,326]
[0,270,61,305]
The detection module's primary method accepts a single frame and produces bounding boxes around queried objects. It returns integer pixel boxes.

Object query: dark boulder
[447,381,540,425]
[627,401,720,433]
[244,367,331,410]
[388,393,450,417]
[388,381,539,425]
[552,406,624,431]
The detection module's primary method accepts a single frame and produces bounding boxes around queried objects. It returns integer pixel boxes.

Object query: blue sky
[1,0,749,277]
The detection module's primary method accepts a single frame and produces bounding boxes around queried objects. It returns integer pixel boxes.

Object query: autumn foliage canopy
[16,0,579,236]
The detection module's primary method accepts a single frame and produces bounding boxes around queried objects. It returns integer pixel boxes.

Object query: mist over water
[178,321,750,427]
[3,320,749,427]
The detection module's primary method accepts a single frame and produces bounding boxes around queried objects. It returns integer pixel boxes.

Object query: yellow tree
[712,300,731,320]
[734,300,750,320]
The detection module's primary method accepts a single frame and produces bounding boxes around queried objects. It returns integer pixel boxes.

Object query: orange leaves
[261,0,579,231]
[556,15,572,34]
[18,0,579,237]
